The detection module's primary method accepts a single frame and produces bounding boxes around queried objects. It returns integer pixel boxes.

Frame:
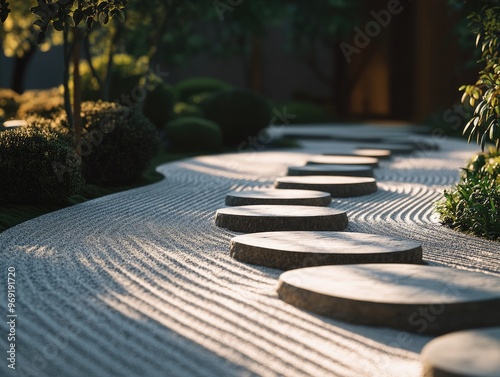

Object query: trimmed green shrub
[174,77,232,102]
[0,88,20,119]
[436,151,500,240]
[70,101,160,185]
[202,89,272,146]
[24,113,70,138]
[282,101,332,124]
[0,128,84,203]
[143,80,177,128]
[172,102,203,119]
[17,88,63,119]
[164,117,222,152]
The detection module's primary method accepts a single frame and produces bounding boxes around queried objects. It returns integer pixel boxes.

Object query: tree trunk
[72,27,82,144]
[63,27,74,134]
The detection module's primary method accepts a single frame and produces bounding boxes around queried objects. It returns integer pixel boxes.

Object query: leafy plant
[436,151,500,240]
[0,127,84,203]
[460,1,500,151]
[282,101,333,124]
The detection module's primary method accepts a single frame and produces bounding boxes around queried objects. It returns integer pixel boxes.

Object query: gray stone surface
[421,327,500,377]
[275,176,377,197]
[230,231,422,269]
[277,264,500,335]
[323,150,392,159]
[225,189,331,207]
[287,164,374,178]
[356,143,415,155]
[354,149,392,159]
[215,205,348,233]
[307,155,379,167]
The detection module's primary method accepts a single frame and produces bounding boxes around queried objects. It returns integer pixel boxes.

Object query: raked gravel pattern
[1,134,500,377]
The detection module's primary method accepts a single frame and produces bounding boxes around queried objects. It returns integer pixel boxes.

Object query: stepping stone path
[276,264,500,334]
[275,176,377,197]
[225,189,331,207]
[421,327,500,377]
[287,164,374,178]
[215,205,348,233]
[230,231,422,269]
[307,155,379,168]
[212,125,496,370]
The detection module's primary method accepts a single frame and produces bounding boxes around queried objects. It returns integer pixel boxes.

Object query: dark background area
[0,0,476,123]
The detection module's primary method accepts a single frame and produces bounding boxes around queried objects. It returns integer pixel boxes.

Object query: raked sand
[1,131,499,377]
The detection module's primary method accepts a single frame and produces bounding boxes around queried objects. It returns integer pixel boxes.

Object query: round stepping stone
[215,205,348,233]
[307,155,379,168]
[275,176,377,197]
[277,264,500,334]
[230,231,422,269]
[287,165,374,178]
[356,143,415,155]
[354,149,392,159]
[225,189,331,207]
[323,150,391,160]
[421,327,500,377]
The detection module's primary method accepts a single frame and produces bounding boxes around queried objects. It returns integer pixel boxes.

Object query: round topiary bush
[202,89,272,146]
[71,101,160,185]
[283,101,332,124]
[0,88,20,119]
[164,117,222,152]
[142,80,177,128]
[0,127,84,203]
[174,77,232,103]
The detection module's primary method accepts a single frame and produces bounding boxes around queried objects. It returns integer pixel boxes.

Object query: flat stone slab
[354,149,392,159]
[356,143,415,155]
[225,189,331,207]
[275,176,377,197]
[277,264,500,334]
[307,155,379,167]
[215,205,348,233]
[287,165,374,178]
[230,231,422,269]
[323,150,392,160]
[421,327,500,377]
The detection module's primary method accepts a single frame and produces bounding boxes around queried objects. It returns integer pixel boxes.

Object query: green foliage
[80,54,176,128]
[30,0,127,43]
[70,101,159,185]
[16,88,64,119]
[459,2,500,151]
[436,151,500,240]
[0,88,20,119]
[282,101,332,124]
[164,117,222,152]
[0,127,84,203]
[202,89,272,146]
[80,53,144,101]
[143,79,177,128]
[174,77,232,103]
